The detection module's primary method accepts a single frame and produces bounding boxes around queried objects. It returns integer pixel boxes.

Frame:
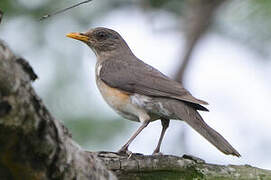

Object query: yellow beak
[66,32,89,42]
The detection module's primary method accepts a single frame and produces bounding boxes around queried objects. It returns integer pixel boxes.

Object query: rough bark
[0,40,117,179]
[98,151,271,180]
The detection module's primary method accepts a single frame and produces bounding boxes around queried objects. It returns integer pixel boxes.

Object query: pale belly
[96,79,149,122]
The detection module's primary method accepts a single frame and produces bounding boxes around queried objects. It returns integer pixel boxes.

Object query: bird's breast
[95,77,142,121]
[95,62,161,122]
[96,78,130,109]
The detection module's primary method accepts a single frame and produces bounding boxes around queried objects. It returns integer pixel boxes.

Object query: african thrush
[66,27,240,157]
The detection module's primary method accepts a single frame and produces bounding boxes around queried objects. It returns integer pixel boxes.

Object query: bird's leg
[118,120,150,154]
[152,118,170,155]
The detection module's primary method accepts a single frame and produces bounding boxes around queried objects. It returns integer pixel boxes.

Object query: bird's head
[66,27,131,58]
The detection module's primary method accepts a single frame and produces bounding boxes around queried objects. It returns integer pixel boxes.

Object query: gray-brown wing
[99,59,208,111]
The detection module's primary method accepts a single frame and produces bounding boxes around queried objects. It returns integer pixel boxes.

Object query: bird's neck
[96,47,135,62]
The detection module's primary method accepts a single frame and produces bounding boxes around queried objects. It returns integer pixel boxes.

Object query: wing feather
[99,59,208,111]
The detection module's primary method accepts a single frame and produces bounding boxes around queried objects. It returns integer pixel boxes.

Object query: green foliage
[215,0,271,58]
[65,117,126,147]
[148,0,185,15]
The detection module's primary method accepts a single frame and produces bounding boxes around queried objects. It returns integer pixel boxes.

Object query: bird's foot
[152,152,163,156]
[117,147,132,157]
[152,148,163,155]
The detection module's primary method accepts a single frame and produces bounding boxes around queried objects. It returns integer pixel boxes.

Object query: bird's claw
[152,151,163,156]
[152,148,163,155]
[117,148,132,157]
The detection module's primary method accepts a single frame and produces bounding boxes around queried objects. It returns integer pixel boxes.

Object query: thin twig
[39,0,93,21]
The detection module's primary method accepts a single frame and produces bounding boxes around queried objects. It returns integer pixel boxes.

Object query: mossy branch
[97,151,271,180]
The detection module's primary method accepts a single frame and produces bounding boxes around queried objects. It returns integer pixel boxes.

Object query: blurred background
[1,0,271,169]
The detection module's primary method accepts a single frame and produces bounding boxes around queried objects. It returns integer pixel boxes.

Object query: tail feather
[173,102,241,157]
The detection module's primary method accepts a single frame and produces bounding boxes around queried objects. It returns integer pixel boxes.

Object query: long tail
[173,101,241,157]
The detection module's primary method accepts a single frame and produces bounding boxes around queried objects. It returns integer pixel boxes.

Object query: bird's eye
[96,31,108,40]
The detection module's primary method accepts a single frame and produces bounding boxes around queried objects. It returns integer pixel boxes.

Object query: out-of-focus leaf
[65,117,127,147]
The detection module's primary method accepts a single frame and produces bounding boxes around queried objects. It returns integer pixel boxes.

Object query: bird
[66,27,240,157]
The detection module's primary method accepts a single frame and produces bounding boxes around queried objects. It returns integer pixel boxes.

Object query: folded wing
[99,59,208,111]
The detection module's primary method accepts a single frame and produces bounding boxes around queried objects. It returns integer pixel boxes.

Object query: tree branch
[175,0,226,83]
[97,151,271,180]
[0,40,116,180]
[0,10,3,24]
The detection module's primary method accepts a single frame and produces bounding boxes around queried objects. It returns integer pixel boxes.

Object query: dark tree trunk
[0,40,117,180]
